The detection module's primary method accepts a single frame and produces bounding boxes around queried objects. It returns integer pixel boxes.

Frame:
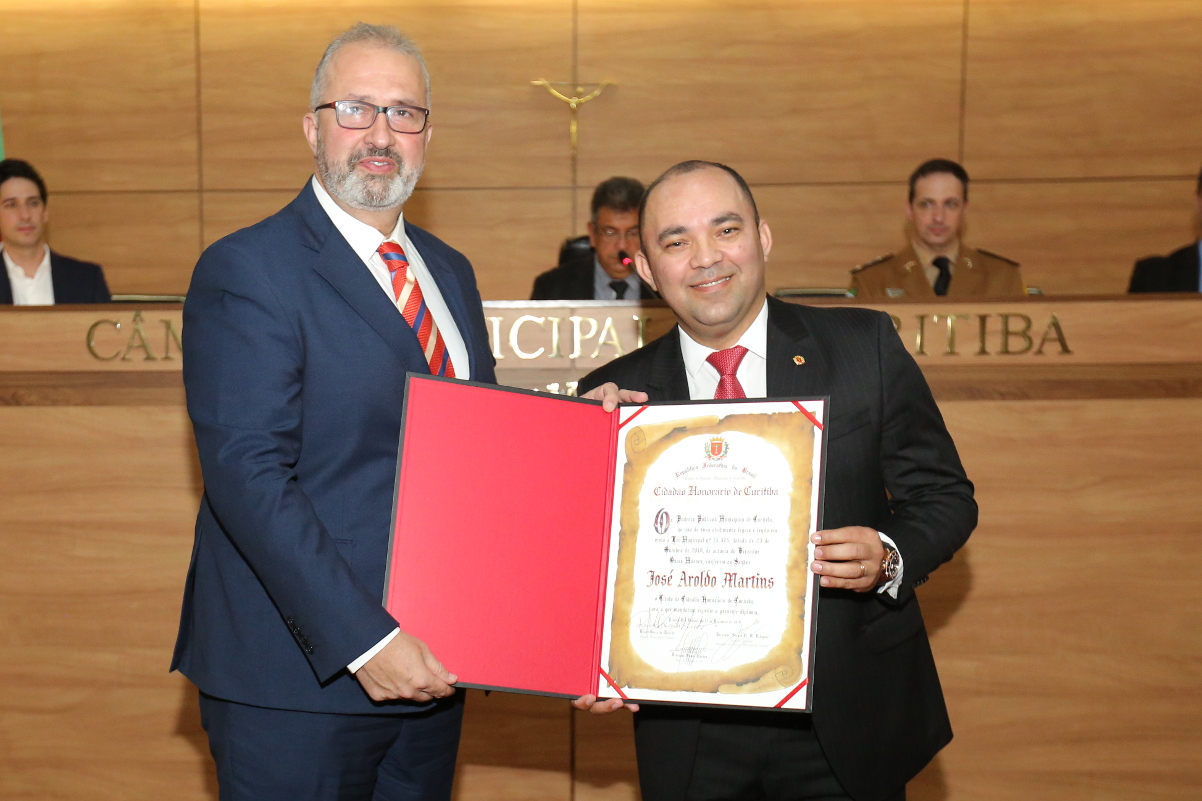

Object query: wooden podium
[1,296,1199,801]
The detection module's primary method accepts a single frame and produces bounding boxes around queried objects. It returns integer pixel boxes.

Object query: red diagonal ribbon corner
[599,668,629,699]
[617,404,649,430]
[791,401,823,431]
[773,677,809,708]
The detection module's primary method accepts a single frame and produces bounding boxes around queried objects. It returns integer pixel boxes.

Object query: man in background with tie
[531,176,660,300]
[850,158,1025,300]
[173,23,495,800]
[576,160,976,801]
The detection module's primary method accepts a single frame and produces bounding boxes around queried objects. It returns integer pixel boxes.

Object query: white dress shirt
[310,176,472,672]
[2,244,54,305]
[675,298,904,597]
[311,177,470,381]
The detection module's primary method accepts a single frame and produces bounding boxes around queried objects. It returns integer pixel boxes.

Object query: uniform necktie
[932,256,952,296]
[707,346,748,399]
[609,279,628,300]
[377,241,455,378]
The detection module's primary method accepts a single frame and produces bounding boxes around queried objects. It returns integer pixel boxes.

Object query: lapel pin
[793,355,805,365]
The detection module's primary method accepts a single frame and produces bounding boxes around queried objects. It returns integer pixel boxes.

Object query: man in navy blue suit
[0,158,109,305]
[172,23,497,800]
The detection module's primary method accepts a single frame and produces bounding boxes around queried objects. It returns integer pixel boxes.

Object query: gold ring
[858,561,867,578]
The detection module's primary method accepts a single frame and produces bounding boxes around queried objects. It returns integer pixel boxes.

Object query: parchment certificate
[601,401,823,706]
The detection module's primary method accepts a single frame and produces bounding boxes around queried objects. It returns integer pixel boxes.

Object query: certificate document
[599,401,824,709]
[386,377,826,712]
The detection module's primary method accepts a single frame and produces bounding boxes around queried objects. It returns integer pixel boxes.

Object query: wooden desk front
[0,297,1198,800]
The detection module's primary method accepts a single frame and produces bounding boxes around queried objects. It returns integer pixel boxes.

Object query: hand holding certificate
[384,376,827,711]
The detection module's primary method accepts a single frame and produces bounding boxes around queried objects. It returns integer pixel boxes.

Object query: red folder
[385,375,620,698]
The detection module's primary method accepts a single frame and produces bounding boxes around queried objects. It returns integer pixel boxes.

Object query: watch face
[883,549,900,580]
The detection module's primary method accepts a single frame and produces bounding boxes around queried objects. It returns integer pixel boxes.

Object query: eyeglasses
[313,100,430,134]
[597,227,640,242]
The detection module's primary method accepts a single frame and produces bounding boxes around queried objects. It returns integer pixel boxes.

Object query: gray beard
[316,135,423,211]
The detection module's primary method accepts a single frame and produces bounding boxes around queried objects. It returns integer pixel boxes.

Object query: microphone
[618,250,634,269]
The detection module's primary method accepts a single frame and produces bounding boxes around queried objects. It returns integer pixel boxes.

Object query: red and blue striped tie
[377,241,455,378]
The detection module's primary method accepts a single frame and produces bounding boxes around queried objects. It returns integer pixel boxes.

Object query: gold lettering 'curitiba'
[890,312,1072,357]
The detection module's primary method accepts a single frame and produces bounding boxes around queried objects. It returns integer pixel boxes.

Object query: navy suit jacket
[580,297,976,801]
[172,183,496,714]
[0,250,110,304]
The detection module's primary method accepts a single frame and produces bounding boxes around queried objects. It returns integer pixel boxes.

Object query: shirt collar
[1,243,51,280]
[678,298,769,380]
[910,237,959,270]
[310,175,405,258]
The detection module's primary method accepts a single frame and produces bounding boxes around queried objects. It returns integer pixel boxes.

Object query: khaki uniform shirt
[849,242,1026,300]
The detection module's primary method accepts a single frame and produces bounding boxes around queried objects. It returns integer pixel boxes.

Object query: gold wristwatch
[880,541,901,583]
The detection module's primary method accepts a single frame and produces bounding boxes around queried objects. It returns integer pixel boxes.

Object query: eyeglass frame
[313,100,431,134]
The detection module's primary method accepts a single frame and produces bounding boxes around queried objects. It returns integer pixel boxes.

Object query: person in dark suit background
[531,176,659,300]
[0,158,109,304]
[1128,165,1202,293]
[574,161,977,801]
[173,24,497,800]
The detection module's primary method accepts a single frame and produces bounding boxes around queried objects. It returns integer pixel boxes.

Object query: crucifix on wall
[531,79,612,156]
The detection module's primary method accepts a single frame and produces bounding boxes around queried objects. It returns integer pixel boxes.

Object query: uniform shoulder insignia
[975,248,1020,266]
[851,253,894,273]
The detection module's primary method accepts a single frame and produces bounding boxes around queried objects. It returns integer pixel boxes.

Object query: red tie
[707,346,748,399]
[377,241,455,378]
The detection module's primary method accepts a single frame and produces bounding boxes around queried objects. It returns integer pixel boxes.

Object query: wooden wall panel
[405,188,573,301]
[576,0,964,186]
[0,0,198,192]
[574,711,639,801]
[968,179,1196,295]
[198,0,573,191]
[202,190,298,247]
[454,691,571,800]
[912,398,1202,800]
[964,0,1202,179]
[0,406,210,801]
[49,192,201,296]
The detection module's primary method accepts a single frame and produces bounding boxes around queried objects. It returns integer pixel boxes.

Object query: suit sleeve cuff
[876,532,904,599]
[348,627,400,673]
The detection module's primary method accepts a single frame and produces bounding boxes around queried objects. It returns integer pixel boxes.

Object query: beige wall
[1,1,1199,298]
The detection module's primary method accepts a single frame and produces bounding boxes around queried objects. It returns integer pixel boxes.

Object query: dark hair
[908,158,969,203]
[0,159,48,203]
[638,160,759,246]
[590,176,644,221]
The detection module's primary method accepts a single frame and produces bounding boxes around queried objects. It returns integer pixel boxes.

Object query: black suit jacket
[530,249,658,300]
[1128,243,1201,293]
[579,297,977,801]
[0,250,110,304]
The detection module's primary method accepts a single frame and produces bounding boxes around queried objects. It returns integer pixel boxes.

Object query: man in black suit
[1128,165,1202,293]
[0,159,110,304]
[531,176,659,300]
[575,161,977,801]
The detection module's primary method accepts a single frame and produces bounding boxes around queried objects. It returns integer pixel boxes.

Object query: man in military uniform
[850,158,1025,300]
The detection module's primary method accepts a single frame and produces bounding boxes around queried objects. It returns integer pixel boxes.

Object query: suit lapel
[0,272,12,304]
[49,253,73,303]
[295,187,430,370]
[765,297,826,399]
[643,327,690,401]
